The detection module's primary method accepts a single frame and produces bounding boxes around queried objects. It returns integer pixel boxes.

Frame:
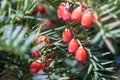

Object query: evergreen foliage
[0,0,120,80]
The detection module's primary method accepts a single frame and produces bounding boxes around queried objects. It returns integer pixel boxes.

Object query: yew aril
[68,39,79,53]
[57,2,66,19]
[62,7,72,21]
[36,35,50,45]
[31,51,40,58]
[29,60,44,74]
[71,6,82,22]
[57,2,72,21]
[62,27,72,42]
[81,11,95,28]
[32,4,46,15]
[36,35,46,44]
[75,47,87,62]
[37,4,46,14]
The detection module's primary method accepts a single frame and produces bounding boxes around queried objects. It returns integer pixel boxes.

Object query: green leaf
[0,24,36,56]
[104,38,115,54]
[105,20,120,30]
[91,32,101,44]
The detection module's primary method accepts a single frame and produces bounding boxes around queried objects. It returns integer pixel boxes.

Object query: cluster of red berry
[29,35,53,74]
[29,52,53,74]
[62,27,87,62]
[57,2,96,28]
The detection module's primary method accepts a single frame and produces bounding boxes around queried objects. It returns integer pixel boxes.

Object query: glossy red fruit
[71,6,82,22]
[62,10,72,21]
[75,47,87,62]
[68,39,79,53]
[29,60,43,74]
[62,27,72,42]
[37,4,46,14]
[57,2,66,19]
[31,51,40,57]
[57,2,72,21]
[36,35,50,45]
[81,11,95,28]
[36,35,46,44]
[32,4,46,15]
[41,62,46,68]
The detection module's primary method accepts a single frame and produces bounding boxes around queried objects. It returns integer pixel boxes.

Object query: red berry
[32,4,46,15]
[62,27,72,42]
[37,4,46,14]
[57,2,66,19]
[36,35,50,45]
[71,6,82,22]
[29,60,43,74]
[68,39,79,53]
[31,51,40,57]
[57,2,72,21]
[36,35,46,44]
[62,8,72,21]
[81,11,95,28]
[41,62,46,68]
[75,47,87,62]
